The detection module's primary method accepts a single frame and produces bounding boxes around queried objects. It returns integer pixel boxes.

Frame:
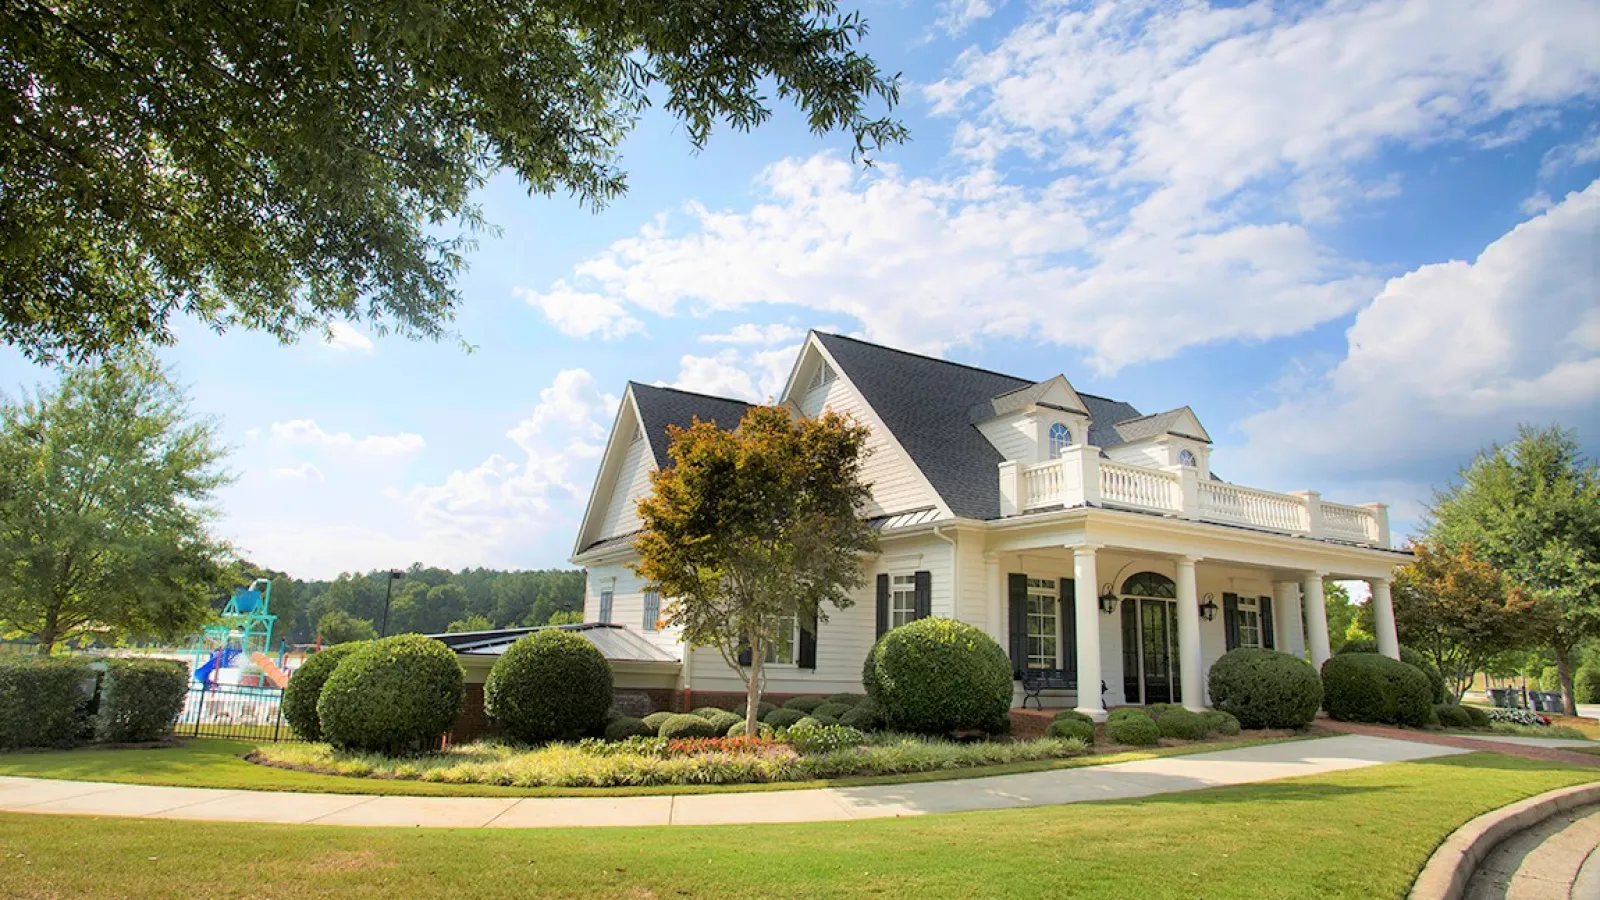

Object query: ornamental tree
[1427,425,1600,715]
[1,0,905,362]
[0,352,232,652]
[633,406,877,736]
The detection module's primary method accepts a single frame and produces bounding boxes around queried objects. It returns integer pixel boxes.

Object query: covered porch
[979,508,1408,719]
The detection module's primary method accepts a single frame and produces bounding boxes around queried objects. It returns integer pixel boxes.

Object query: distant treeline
[237,564,586,645]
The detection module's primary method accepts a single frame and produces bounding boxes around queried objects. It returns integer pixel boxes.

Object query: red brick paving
[1320,719,1600,768]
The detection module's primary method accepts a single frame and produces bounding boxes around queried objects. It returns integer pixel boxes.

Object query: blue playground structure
[191,578,277,685]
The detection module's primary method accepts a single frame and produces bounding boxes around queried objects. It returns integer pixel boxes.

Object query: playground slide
[192,647,242,684]
[250,652,291,689]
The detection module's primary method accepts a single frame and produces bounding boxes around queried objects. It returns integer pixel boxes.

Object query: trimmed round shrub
[863,618,1013,735]
[484,629,613,745]
[1433,703,1471,729]
[1208,648,1323,729]
[1462,705,1491,728]
[318,634,465,754]
[1155,708,1210,740]
[782,695,827,713]
[604,708,625,723]
[605,716,653,741]
[1047,717,1094,743]
[790,715,823,731]
[1339,640,1448,704]
[726,719,775,738]
[764,707,807,728]
[810,712,841,726]
[861,638,884,698]
[699,710,742,733]
[788,722,865,755]
[1320,653,1433,727]
[657,713,718,740]
[827,693,866,707]
[838,702,884,732]
[730,700,779,720]
[692,706,729,719]
[283,643,365,741]
[811,702,853,721]
[1107,711,1160,746]
[1108,706,1150,722]
[641,711,675,733]
[1203,710,1241,737]
[1576,667,1600,704]
[95,659,188,743]
[1145,702,1184,721]
[0,656,94,750]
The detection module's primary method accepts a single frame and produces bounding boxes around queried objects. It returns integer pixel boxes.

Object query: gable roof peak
[1112,405,1211,444]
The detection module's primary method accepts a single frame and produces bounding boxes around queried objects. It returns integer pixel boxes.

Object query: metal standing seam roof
[428,623,679,664]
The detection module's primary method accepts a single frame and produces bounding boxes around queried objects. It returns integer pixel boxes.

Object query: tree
[1323,583,1357,654]
[545,609,584,626]
[1428,425,1600,715]
[634,406,877,736]
[1380,541,1549,699]
[316,610,377,645]
[1,1,906,362]
[0,353,232,652]
[446,614,494,634]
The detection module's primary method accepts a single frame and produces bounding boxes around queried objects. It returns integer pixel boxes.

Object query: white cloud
[270,462,324,481]
[698,323,807,345]
[1539,127,1600,178]
[324,322,374,353]
[669,344,801,403]
[269,419,425,456]
[515,284,645,340]
[936,0,1006,37]
[1236,179,1600,507]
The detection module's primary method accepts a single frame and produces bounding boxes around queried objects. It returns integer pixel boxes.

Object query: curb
[1409,782,1600,900]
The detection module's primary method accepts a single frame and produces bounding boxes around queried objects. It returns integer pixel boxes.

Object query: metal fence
[180,682,303,742]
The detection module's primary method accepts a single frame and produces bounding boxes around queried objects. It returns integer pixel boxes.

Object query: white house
[570,331,1408,720]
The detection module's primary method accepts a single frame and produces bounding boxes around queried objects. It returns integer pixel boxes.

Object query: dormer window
[1178,449,1196,467]
[1048,423,1072,459]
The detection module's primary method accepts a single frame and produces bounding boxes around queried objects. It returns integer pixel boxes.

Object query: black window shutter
[1008,573,1028,678]
[798,608,819,669]
[1059,578,1076,676]
[875,574,890,638]
[913,570,932,620]
[1223,593,1239,651]
[736,636,752,667]
[1259,596,1275,650]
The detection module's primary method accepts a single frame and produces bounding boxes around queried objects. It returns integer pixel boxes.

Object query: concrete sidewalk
[1463,803,1600,899]
[0,735,1462,829]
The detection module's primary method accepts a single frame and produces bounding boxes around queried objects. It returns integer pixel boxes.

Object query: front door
[1123,598,1181,704]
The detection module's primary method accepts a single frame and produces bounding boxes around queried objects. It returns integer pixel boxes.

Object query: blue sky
[3,0,1597,579]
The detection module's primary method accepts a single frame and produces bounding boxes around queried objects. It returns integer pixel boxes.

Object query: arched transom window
[1048,423,1072,458]
[1121,571,1176,598]
[1178,448,1197,467]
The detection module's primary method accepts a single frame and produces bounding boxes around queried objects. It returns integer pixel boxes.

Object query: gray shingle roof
[967,375,1087,423]
[1113,406,1211,444]
[814,333,1147,520]
[630,382,752,467]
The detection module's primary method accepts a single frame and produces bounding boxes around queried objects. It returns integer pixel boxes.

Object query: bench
[1019,669,1075,709]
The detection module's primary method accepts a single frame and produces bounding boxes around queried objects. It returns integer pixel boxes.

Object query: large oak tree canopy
[0,1,906,360]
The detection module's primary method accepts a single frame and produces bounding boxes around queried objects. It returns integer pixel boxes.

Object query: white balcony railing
[1002,446,1389,548]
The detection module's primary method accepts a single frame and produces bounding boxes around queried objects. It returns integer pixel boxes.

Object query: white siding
[797,361,936,517]
[595,436,652,539]
[583,562,683,659]
[978,413,1037,464]
[1105,440,1167,470]
[954,531,990,631]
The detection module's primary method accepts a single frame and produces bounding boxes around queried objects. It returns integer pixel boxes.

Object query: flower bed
[252,732,1088,788]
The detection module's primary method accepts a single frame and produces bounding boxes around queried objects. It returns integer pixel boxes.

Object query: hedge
[764,707,807,729]
[838,700,884,732]
[0,656,93,750]
[726,719,775,738]
[1047,716,1094,743]
[605,716,654,741]
[1155,708,1209,740]
[1208,648,1322,729]
[318,634,465,754]
[698,710,743,733]
[1576,667,1600,704]
[657,714,718,740]
[1462,705,1491,728]
[782,695,827,713]
[811,702,853,721]
[1107,711,1160,746]
[827,693,867,707]
[95,659,188,743]
[1321,652,1433,727]
[282,642,365,741]
[1203,710,1241,737]
[1338,640,1448,704]
[641,711,675,733]
[863,618,1013,735]
[484,630,612,744]
[1145,702,1184,721]
[1433,703,1472,729]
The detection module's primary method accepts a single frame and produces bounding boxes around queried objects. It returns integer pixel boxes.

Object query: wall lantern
[1097,585,1119,615]
[1199,593,1219,622]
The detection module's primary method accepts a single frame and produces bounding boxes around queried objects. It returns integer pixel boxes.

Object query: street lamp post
[379,569,405,637]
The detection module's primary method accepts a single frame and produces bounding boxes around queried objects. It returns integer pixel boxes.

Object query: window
[1121,571,1176,598]
[1236,596,1262,649]
[1178,448,1197,467]
[1025,577,1058,670]
[890,574,918,628]
[598,590,613,624]
[808,363,836,392]
[765,614,798,665]
[642,591,660,632]
[1048,422,1072,459]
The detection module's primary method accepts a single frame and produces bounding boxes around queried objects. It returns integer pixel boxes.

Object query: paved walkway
[1320,721,1600,767]
[0,735,1459,829]
[1464,803,1600,899]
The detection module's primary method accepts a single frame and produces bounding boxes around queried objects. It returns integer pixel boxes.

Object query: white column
[1273,581,1306,659]
[1303,573,1332,671]
[1174,557,1205,711]
[1073,546,1104,720]
[1371,577,1399,660]
[984,553,1004,645]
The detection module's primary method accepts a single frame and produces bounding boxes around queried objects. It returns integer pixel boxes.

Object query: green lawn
[0,734,1305,798]
[0,753,1591,899]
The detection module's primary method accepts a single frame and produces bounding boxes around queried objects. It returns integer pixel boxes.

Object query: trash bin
[1488,688,1511,708]
[1542,692,1565,714]
[1530,691,1547,712]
